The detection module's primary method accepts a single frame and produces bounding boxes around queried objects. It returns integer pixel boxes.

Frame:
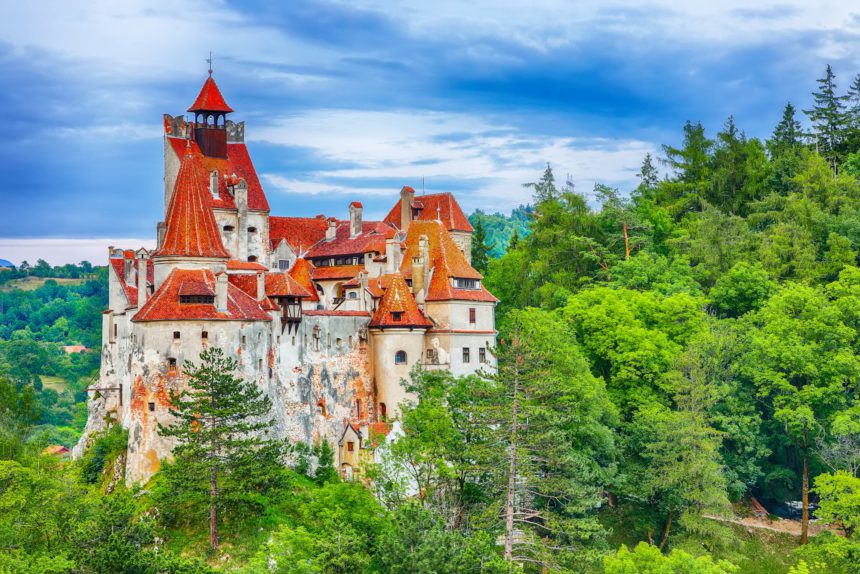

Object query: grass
[40,375,68,392]
[0,276,85,291]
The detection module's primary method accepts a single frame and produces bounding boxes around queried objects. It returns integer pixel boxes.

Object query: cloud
[0,238,156,267]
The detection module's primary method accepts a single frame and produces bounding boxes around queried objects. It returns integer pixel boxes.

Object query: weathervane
[207,51,213,76]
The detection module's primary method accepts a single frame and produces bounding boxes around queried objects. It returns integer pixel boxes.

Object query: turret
[188,73,233,159]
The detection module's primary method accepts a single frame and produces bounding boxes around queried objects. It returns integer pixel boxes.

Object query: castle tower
[188,73,233,159]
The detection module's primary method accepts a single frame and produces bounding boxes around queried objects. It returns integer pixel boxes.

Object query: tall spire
[188,75,233,113]
[156,146,230,259]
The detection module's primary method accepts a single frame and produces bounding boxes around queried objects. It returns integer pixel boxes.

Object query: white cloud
[0,238,156,267]
[252,108,656,211]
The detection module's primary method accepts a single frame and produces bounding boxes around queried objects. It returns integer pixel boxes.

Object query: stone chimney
[215,272,228,312]
[358,270,368,311]
[349,202,363,238]
[326,217,338,241]
[385,238,400,274]
[236,179,249,260]
[136,250,149,309]
[156,222,166,249]
[400,186,415,231]
[411,257,425,299]
[256,272,266,301]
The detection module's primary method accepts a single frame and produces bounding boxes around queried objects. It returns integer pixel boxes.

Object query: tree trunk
[801,445,809,545]
[504,369,520,563]
[659,511,674,551]
[210,461,219,551]
[623,222,630,260]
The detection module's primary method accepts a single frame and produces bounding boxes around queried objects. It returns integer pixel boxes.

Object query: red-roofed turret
[189,73,232,158]
[156,145,230,259]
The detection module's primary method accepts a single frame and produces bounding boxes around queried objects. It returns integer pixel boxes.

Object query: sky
[1,0,860,265]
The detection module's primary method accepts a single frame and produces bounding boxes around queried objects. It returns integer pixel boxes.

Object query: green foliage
[604,542,738,574]
[815,472,860,537]
[709,262,776,318]
[79,424,128,484]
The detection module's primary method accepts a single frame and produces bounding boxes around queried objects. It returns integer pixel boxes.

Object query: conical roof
[369,273,432,329]
[156,146,230,259]
[188,76,234,113]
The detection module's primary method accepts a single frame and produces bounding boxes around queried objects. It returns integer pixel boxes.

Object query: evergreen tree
[159,347,280,551]
[634,153,660,199]
[470,219,493,274]
[769,102,804,157]
[523,162,559,204]
[804,64,849,175]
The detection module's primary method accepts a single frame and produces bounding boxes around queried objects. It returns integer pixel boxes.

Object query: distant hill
[468,206,532,258]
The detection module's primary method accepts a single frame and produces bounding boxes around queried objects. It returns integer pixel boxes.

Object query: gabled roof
[369,273,432,329]
[167,137,270,212]
[156,145,231,259]
[400,220,497,303]
[269,216,329,254]
[265,271,314,298]
[134,268,270,322]
[383,192,473,233]
[188,76,234,113]
[288,259,319,302]
[305,221,395,259]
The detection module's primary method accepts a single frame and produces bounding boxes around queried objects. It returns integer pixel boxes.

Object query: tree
[815,471,860,537]
[159,347,280,551]
[604,542,738,574]
[661,120,713,214]
[470,219,493,274]
[523,162,559,204]
[770,102,805,158]
[804,65,849,175]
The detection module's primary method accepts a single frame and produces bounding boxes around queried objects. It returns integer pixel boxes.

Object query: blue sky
[1,0,860,264]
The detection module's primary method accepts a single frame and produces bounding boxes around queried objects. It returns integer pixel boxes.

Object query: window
[380,403,387,419]
[258,358,263,370]
[148,402,155,412]
[347,441,355,452]
[317,400,326,416]
[180,295,214,304]
[479,347,487,363]
[168,358,177,373]
[356,399,362,418]
[454,278,479,289]
[223,225,235,232]
[242,335,247,345]
[462,347,471,363]
[395,350,407,364]
[173,331,180,340]
[391,311,403,322]
[348,291,357,299]
[248,255,258,262]
[248,226,257,233]
[202,330,208,342]
[113,324,117,338]
[469,307,476,324]
[278,259,291,270]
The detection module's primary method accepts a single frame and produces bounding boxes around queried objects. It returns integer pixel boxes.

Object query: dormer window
[180,294,215,304]
[454,278,479,290]
[391,311,403,322]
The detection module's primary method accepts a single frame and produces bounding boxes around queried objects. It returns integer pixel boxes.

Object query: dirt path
[705,514,833,537]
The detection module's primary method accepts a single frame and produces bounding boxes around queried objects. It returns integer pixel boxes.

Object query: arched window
[379,402,387,420]
[248,255,258,262]
[395,350,407,364]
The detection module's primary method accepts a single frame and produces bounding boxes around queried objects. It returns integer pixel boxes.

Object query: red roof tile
[110,256,153,306]
[228,273,258,298]
[304,310,371,317]
[187,76,234,113]
[134,268,270,322]
[384,192,473,232]
[227,259,268,271]
[312,264,364,281]
[305,221,395,259]
[167,137,270,212]
[269,216,329,254]
[288,259,319,302]
[265,271,314,298]
[156,145,231,259]
[369,273,432,329]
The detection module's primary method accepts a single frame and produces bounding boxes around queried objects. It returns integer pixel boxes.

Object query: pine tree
[804,64,849,175]
[470,219,493,274]
[159,347,279,551]
[634,153,660,199]
[769,102,804,157]
[523,163,559,204]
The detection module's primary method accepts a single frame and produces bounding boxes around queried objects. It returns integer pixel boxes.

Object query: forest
[5,64,860,572]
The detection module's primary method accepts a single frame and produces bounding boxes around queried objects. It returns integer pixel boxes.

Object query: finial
[206,51,213,76]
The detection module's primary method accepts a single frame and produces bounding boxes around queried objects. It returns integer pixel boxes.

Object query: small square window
[173,331,180,340]
[242,335,247,345]
[148,402,155,412]
[391,311,403,322]
[278,259,290,270]
[347,441,355,452]
[462,347,470,363]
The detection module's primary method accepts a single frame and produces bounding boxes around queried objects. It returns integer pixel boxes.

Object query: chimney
[385,238,399,274]
[136,250,148,308]
[326,217,338,241]
[400,186,415,231]
[156,222,166,249]
[123,257,135,285]
[349,202,363,238]
[256,272,266,301]
[358,270,368,311]
[412,257,425,299]
[215,272,228,312]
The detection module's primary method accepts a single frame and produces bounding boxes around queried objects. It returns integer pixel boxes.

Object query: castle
[75,74,498,483]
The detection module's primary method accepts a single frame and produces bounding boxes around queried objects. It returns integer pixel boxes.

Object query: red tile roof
[227,273,257,298]
[134,269,270,322]
[227,259,268,271]
[288,259,319,302]
[305,221,395,259]
[304,310,371,317]
[167,137,270,212]
[383,192,473,232]
[187,76,234,113]
[269,216,329,253]
[156,145,231,259]
[110,256,154,306]
[265,271,314,298]
[312,264,364,281]
[400,220,498,303]
[369,273,432,329]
